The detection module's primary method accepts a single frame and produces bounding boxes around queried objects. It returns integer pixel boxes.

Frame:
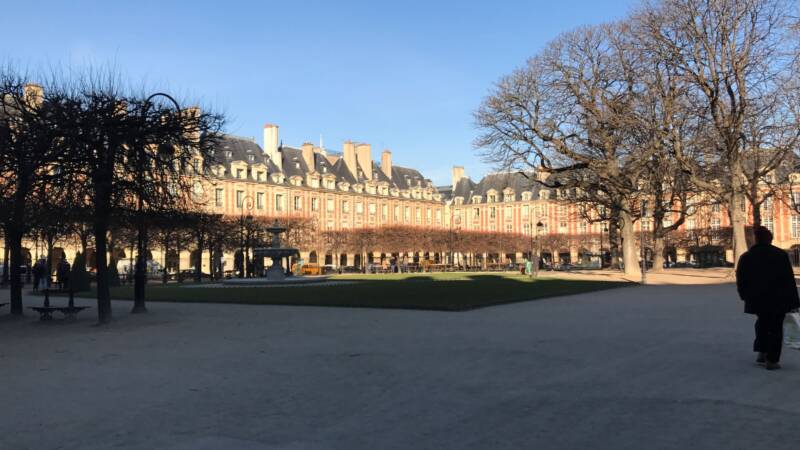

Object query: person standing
[736,226,800,370]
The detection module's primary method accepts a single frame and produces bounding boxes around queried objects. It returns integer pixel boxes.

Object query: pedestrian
[736,226,800,370]
[32,259,42,293]
[57,257,71,291]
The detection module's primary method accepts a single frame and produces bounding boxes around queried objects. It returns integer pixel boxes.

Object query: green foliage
[107,259,121,287]
[69,252,91,292]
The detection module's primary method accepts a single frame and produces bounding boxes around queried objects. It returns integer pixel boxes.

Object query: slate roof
[207,135,438,197]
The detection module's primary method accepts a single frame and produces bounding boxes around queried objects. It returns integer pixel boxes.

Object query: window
[711,203,720,213]
[256,192,264,210]
[579,222,588,234]
[792,215,800,239]
[505,206,513,221]
[763,215,774,232]
[294,196,302,211]
[381,204,388,220]
[215,188,224,207]
[504,193,514,202]
[490,207,496,219]
[356,202,364,214]
[394,205,400,221]
[416,208,422,223]
[522,205,529,217]
[474,208,480,217]
[505,224,513,232]
[404,206,410,222]
[557,205,567,217]
[326,198,334,212]
[687,218,695,230]
[710,217,721,230]
[426,208,432,224]
[256,171,264,181]
[236,190,244,208]
[343,200,350,213]
[248,154,255,162]
[488,194,497,203]
[368,203,376,216]
[236,168,244,179]
[192,159,201,174]
[275,194,284,211]
[311,197,319,211]
[435,210,442,224]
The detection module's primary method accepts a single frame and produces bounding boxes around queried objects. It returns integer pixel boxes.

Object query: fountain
[221,220,330,286]
[254,221,299,281]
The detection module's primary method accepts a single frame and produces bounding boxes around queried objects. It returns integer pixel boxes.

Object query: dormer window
[248,155,255,162]
[224,151,232,159]
[236,169,244,179]
[322,166,327,173]
[295,162,300,169]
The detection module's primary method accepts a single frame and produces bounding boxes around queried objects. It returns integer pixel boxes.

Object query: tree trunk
[162,239,169,284]
[8,228,24,315]
[2,236,9,286]
[652,233,665,273]
[730,189,748,266]
[208,243,215,282]
[93,218,112,323]
[132,223,148,314]
[619,210,641,277]
[608,215,621,270]
[751,200,762,230]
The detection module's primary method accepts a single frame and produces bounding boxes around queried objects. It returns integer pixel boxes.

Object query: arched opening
[354,254,362,269]
[791,245,800,267]
[558,249,571,265]
[324,253,333,265]
[309,251,318,264]
[339,254,348,268]
[540,252,553,269]
[578,248,592,266]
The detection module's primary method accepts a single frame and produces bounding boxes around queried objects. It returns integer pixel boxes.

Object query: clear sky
[1,0,638,185]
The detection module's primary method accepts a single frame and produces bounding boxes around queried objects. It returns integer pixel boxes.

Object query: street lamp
[132,93,181,313]
[535,221,545,277]
[641,201,647,285]
[239,195,254,278]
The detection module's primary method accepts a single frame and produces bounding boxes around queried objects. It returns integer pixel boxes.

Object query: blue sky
[1,0,637,185]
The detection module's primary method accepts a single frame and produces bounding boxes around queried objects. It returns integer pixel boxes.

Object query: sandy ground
[2,273,799,449]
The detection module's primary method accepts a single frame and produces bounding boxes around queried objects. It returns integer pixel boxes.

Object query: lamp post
[133,92,181,313]
[535,221,544,278]
[641,201,647,285]
[239,195,254,278]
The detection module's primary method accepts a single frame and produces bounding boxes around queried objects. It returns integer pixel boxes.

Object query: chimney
[343,141,357,178]
[381,149,392,179]
[23,83,43,106]
[263,124,281,170]
[452,166,465,190]
[355,143,372,180]
[301,142,315,171]
[183,106,201,139]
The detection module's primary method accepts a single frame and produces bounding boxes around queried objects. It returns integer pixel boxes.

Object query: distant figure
[56,257,71,290]
[736,226,800,370]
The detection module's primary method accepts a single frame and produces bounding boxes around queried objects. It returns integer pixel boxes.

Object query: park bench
[28,290,90,321]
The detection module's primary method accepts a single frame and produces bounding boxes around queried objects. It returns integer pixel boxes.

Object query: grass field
[65,273,631,311]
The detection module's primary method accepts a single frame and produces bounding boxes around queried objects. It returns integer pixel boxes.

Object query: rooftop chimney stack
[343,141,357,178]
[381,149,392,179]
[355,143,372,180]
[301,142,315,171]
[452,166,465,191]
[263,124,281,170]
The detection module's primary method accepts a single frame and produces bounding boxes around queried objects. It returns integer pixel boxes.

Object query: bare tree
[637,0,800,263]
[475,23,650,276]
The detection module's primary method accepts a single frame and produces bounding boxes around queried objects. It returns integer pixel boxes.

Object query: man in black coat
[736,226,800,370]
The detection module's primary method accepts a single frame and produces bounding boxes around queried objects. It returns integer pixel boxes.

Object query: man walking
[736,226,800,370]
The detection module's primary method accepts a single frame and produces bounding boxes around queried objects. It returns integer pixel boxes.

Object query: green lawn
[67,273,631,311]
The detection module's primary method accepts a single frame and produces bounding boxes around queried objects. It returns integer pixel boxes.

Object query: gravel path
[2,282,797,449]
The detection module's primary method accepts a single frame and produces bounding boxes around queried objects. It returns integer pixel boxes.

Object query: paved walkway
[2,281,799,449]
